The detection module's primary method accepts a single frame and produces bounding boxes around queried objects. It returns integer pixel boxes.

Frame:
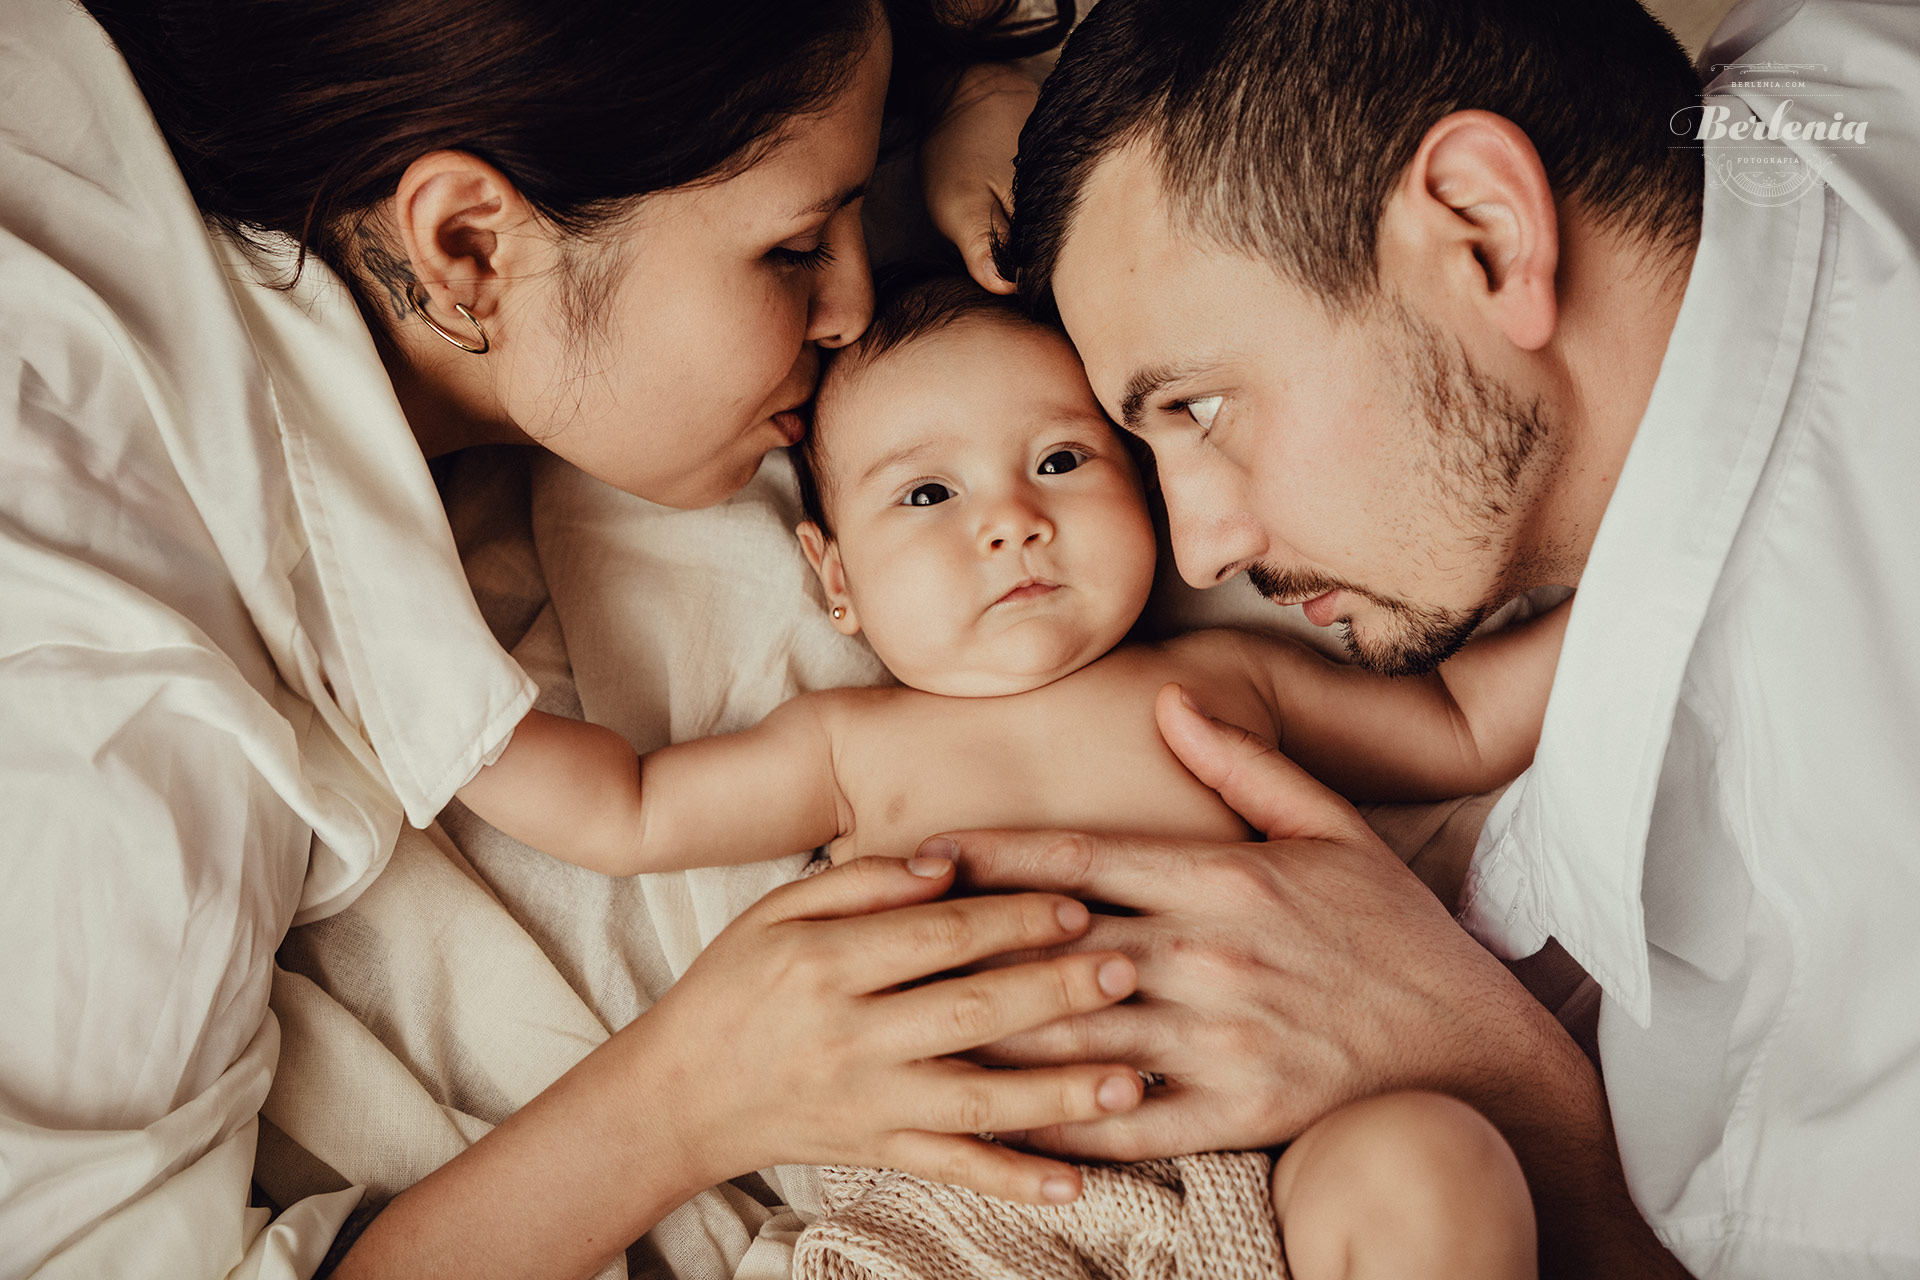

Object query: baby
[459,272,1560,1279]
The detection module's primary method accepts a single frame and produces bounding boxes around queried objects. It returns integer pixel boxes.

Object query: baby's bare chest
[828,651,1261,862]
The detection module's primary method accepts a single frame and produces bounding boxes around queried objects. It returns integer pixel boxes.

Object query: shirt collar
[217,237,536,831]
[1500,140,1827,1027]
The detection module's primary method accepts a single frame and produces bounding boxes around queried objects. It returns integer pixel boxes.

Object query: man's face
[1052,143,1556,675]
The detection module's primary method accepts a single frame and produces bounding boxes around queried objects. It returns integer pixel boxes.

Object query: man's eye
[1183,396,1224,430]
[905,482,954,506]
[1037,449,1085,476]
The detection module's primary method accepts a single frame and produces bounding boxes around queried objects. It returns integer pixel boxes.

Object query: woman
[0,1,1147,1275]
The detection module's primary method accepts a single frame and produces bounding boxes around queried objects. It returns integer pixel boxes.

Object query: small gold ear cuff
[407,283,490,354]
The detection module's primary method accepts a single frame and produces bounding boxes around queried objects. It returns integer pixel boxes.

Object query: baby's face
[802,316,1158,697]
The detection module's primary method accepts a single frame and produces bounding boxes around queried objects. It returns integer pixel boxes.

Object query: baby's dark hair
[794,261,1034,536]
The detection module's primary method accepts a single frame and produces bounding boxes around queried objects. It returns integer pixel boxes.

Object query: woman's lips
[996,580,1060,606]
[772,409,806,446]
[1301,589,1341,627]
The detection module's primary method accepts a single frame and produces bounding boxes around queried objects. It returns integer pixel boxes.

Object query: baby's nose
[981,496,1055,551]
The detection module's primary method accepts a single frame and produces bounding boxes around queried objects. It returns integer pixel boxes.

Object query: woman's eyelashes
[768,242,837,271]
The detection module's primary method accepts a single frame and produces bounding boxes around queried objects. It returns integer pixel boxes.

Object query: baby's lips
[994,579,1062,606]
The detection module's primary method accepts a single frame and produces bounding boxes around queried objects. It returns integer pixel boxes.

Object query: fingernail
[1041,1175,1078,1203]
[1056,899,1089,931]
[1177,686,1227,727]
[906,855,954,878]
[918,836,959,861]
[1097,1074,1138,1111]
[1097,957,1133,997]
[997,1129,1029,1146]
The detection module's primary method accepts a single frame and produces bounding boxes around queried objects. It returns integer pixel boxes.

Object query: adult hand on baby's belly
[935,684,1571,1162]
[641,853,1146,1205]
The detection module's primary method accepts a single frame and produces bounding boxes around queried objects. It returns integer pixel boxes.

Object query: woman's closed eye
[768,241,837,271]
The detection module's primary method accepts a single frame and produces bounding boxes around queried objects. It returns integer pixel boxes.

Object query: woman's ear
[386,150,547,334]
[796,522,861,635]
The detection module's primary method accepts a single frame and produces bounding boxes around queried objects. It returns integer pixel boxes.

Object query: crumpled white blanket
[258,446,1504,1280]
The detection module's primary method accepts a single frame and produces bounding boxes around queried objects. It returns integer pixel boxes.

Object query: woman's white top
[1462,0,1920,1273]
[0,2,538,1274]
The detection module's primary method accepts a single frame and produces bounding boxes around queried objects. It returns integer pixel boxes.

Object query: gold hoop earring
[831,606,845,621]
[407,283,490,355]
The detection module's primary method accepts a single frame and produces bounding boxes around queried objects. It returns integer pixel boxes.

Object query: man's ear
[1382,110,1559,352]
[388,150,545,333]
[796,522,861,635]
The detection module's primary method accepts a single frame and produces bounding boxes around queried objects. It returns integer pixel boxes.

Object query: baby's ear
[796,522,860,636]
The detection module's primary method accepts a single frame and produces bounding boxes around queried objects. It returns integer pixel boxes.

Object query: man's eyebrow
[1119,362,1202,434]
[795,181,869,219]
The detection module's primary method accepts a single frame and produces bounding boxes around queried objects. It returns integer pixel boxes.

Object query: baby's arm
[456,697,845,876]
[1227,600,1571,803]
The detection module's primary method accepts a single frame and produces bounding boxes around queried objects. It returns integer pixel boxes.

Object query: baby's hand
[920,62,1037,295]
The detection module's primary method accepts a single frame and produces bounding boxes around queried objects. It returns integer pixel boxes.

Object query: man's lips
[1266,588,1343,625]
[995,578,1060,606]
[1300,590,1341,627]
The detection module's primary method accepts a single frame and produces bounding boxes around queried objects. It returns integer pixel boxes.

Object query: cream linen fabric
[266,452,880,1280]
[1461,0,1920,1273]
[0,2,534,1274]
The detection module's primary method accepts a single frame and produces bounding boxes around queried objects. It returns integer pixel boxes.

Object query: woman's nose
[979,492,1055,553]
[807,222,874,350]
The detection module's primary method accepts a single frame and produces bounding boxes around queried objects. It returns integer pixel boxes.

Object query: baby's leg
[1270,1091,1535,1280]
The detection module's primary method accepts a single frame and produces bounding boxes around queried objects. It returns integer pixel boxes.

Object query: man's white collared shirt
[1463,2,1920,1274]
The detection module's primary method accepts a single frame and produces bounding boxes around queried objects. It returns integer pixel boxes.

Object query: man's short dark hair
[998,0,1704,314]
[794,261,1030,535]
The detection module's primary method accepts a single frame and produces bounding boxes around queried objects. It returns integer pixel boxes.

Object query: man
[940,0,1920,1274]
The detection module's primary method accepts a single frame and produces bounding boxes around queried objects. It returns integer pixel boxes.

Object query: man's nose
[978,490,1055,553]
[1161,467,1266,590]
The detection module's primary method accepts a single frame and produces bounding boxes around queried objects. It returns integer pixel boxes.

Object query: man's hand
[950,684,1552,1157]
[935,683,1690,1279]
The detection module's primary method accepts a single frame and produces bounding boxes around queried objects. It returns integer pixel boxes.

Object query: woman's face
[492,22,890,508]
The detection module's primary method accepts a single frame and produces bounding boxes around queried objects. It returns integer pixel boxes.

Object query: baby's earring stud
[831,606,845,621]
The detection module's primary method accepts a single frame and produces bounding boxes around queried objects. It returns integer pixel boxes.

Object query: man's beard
[1246,301,1551,678]
[1246,564,1489,677]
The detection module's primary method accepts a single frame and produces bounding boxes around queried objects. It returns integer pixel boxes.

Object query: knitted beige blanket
[792,1155,1288,1280]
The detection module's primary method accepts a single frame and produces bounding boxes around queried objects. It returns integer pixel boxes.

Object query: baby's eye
[1183,396,1224,430]
[1037,449,1086,476]
[904,482,954,506]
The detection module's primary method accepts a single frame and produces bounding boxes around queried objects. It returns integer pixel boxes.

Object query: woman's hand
[643,851,1144,1204]
[920,61,1039,294]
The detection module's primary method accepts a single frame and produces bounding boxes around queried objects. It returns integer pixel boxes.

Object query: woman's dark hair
[85,0,1070,304]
